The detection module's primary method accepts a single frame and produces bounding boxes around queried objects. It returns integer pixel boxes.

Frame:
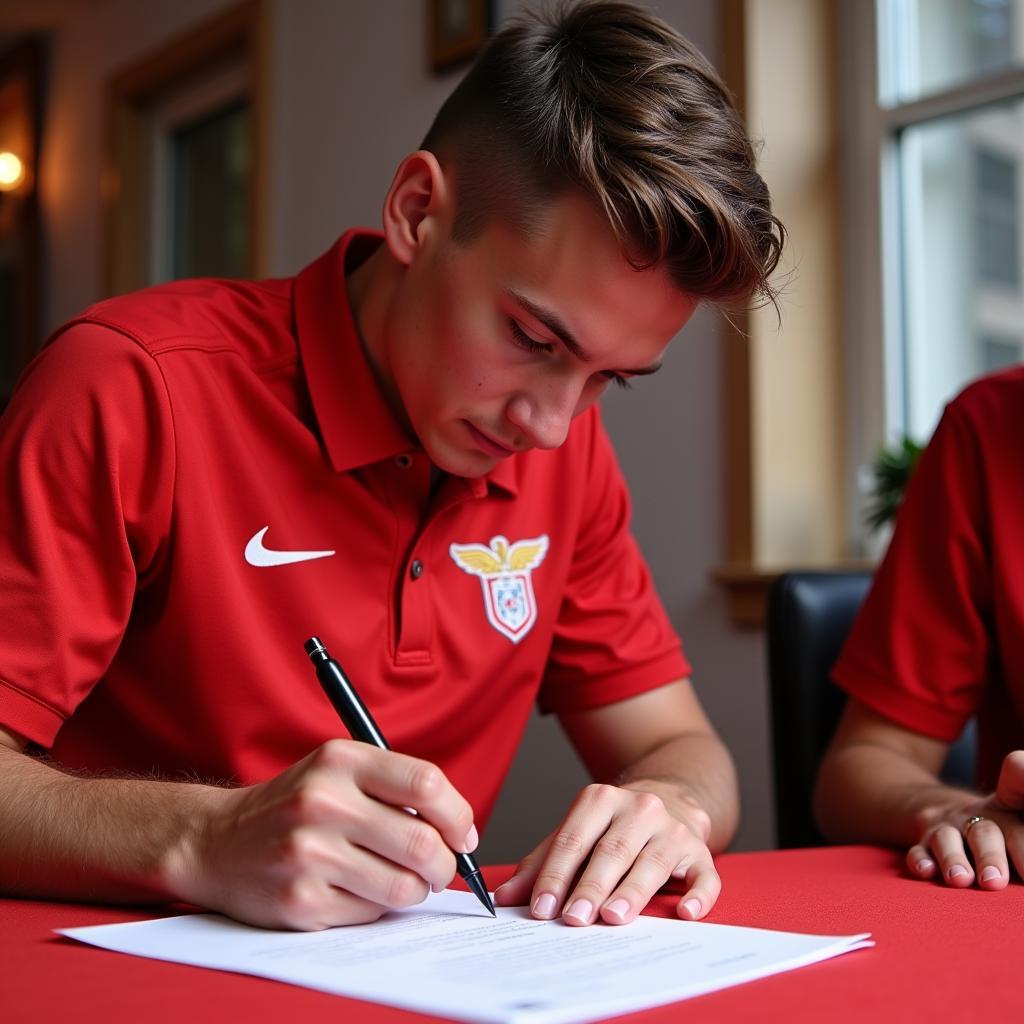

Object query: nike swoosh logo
[244,526,336,567]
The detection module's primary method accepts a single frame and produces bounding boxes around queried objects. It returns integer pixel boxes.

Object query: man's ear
[382,151,451,266]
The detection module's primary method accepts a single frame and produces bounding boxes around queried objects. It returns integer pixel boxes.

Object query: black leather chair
[767,570,976,848]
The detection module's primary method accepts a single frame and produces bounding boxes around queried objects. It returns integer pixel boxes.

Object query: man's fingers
[994,751,1024,810]
[326,841,433,910]
[963,817,1010,890]
[1005,825,1024,880]
[341,801,458,893]
[318,741,477,854]
[674,858,721,921]
[273,823,434,911]
[248,872,388,931]
[561,824,651,926]
[927,824,974,887]
[526,785,621,921]
[906,843,938,879]
[596,841,719,926]
[493,836,553,907]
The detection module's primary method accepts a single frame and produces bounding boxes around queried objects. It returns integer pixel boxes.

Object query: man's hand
[491,782,718,925]
[178,740,479,930]
[0,731,478,932]
[817,703,1024,893]
[908,750,1024,889]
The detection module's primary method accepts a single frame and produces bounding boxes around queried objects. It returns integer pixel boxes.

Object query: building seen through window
[876,0,1024,441]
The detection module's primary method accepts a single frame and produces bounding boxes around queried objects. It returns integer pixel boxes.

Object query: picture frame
[430,0,492,74]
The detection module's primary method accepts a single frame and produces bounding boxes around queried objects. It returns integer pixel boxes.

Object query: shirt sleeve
[537,408,690,714]
[832,400,990,741]
[0,323,175,746]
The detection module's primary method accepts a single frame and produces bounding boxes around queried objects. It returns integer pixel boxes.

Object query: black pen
[303,636,496,917]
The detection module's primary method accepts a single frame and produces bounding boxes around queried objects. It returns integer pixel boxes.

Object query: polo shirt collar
[294,229,519,496]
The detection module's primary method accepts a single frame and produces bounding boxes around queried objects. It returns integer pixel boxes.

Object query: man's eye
[508,319,552,354]
[602,371,632,390]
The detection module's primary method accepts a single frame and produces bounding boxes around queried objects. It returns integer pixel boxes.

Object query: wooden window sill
[712,559,876,629]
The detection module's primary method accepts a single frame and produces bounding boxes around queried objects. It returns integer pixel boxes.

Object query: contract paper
[59,890,872,1024]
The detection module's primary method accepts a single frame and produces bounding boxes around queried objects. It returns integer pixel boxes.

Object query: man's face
[382,190,699,478]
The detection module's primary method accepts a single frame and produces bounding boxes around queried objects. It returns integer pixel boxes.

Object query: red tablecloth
[2,845,1018,1021]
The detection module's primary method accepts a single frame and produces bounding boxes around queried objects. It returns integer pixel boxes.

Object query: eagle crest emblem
[449,534,549,643]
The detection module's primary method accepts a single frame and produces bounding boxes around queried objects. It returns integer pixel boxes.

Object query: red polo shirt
[0,231,689,826]
[833,367,1024,790]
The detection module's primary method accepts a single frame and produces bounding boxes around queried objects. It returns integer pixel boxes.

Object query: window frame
[841,0,1024,552]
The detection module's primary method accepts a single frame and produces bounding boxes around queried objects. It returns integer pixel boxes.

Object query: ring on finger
[962,815,987,840]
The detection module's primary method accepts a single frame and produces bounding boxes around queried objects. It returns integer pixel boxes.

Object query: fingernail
[603,898,630,922]
[980,866,1002,882]
[681,898,701,919]
[564,898,593,923]
[948,865,969,879]
[463,824,479,853]
[916,858,935,874]
[532,893,557,919]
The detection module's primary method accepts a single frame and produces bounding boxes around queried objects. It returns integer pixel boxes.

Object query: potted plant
[865,435,924,533]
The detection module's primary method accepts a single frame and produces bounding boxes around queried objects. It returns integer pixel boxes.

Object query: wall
[39,0,240,329]
[30,0,775,860]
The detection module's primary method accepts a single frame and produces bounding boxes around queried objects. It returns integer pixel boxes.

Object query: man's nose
[506,381,583,451]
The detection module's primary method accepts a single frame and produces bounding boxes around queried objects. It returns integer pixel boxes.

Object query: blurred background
[0,0,1021,861]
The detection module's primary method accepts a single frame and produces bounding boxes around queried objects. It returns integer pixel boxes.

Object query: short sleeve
[0,323,175,745]
[832,402,990,741]
[538,410,690,714]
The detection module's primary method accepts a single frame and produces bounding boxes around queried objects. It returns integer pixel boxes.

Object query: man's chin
[434,455,493,480]
[425,441,494,480]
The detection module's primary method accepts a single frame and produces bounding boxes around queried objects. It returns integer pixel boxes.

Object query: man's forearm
[814,740,977,846]
[614,732,739,852]
[0,745,219,904]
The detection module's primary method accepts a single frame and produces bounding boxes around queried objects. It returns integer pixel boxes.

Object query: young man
[816,367,1024,890]
[0,2,782,930]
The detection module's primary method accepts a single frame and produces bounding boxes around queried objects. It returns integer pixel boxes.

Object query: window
[147,61,251,283]
[105,2,264,298]
[975,148,1019,289]
[843,0,1024,540]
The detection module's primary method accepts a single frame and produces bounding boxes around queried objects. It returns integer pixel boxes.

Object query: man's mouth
[465,422,516,458]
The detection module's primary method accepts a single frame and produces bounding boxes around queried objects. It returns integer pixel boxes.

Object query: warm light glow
[0,151,26,191]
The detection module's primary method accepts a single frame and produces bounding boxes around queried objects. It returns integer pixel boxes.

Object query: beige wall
[27,0,776,860]
[745,0,845,566]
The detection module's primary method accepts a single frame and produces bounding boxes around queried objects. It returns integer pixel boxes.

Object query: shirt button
[410,559,424,579]
[395,454,413,469]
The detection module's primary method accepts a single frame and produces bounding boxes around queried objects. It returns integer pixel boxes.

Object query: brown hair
[421,0,784,308]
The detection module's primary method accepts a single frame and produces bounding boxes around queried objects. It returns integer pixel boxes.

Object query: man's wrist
[618,777,711,842]
[157,783,230,905]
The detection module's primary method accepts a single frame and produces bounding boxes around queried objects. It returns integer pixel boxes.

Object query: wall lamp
[0,150,27,192]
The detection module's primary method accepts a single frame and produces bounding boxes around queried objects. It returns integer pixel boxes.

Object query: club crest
[449,534,549,643]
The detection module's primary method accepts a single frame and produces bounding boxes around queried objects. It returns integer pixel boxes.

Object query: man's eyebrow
[507,288,590,361]
[506,288,663,377]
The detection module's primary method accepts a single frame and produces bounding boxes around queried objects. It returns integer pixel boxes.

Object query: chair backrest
[767,571,871,848]
[766,570,977,848]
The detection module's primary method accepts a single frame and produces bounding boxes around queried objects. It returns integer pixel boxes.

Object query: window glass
[171,100,249,280]
[899,99,1024,438]
[883,0,1023,103]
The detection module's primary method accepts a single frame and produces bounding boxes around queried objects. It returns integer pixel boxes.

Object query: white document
[59,890,872,1024]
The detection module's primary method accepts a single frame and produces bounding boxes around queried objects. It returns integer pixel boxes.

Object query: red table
[2,846,1017,1021]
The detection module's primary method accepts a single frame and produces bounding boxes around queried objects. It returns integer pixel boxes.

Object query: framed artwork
[430,0,492,73]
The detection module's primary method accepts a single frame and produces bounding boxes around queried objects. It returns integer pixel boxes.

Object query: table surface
[2,845,1018,1022]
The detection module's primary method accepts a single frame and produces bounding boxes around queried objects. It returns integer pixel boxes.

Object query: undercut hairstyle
[421,0,784,308]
